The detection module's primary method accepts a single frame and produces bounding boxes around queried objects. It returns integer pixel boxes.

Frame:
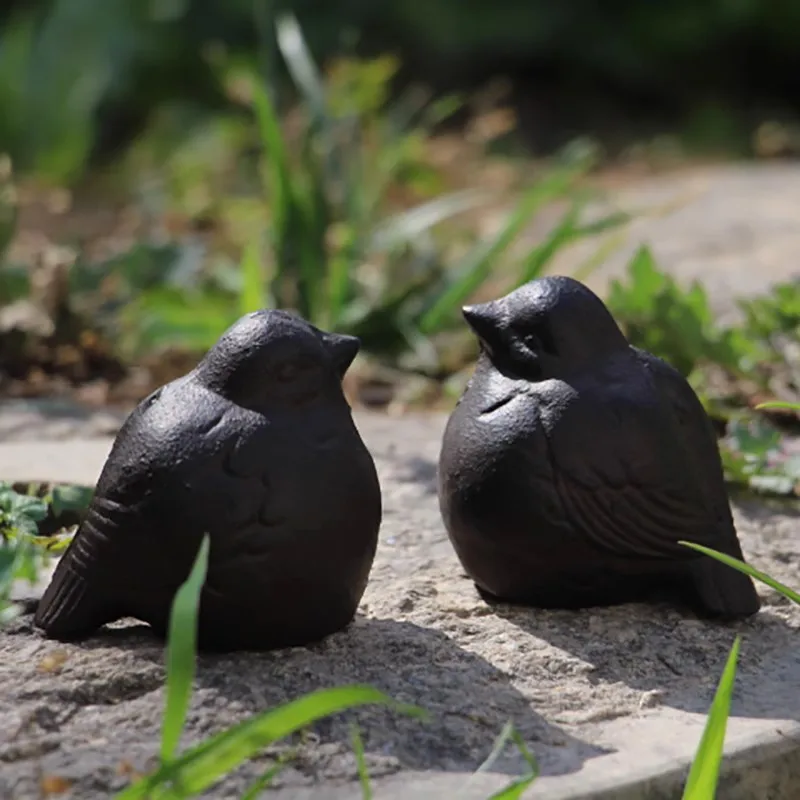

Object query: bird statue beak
[323,333,361,376]
[462,303,501,350]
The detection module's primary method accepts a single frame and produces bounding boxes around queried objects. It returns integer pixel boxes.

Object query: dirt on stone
[0,412,799,799]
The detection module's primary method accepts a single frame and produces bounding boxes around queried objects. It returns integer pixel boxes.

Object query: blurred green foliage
[95,16,626,375]
[1,0,799,184]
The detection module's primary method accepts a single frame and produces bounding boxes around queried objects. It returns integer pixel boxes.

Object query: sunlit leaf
[351,724,373,800]
[681,637,740,800]
[679,542,800,604]
[419,164,586,334]
[160,534,211,763]
[239,239,268,315]
[117,686,425,799]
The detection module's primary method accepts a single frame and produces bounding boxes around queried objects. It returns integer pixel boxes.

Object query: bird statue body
[438,276,760,617]
[35,310,382,650]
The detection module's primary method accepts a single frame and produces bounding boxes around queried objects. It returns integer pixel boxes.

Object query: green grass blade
[291,139,330,321]
[370,190,486,253]
[755,401,800,412]
[483,723,539,800]
[571,230,627,281]
[160,534,211,764]
[419,164,584,334]
[325,247,356,330]
[351,724,373,800]
[681,636,741,800]
[117,686,425,799]
[679,542,800,604]
[239,760,288,800]
[515,200,583,285]
[275,13,326,128]
[240,239,268,315]
[250,76,292,248]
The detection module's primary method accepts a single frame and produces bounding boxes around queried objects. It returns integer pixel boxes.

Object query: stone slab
[514,162,800,325]
[0,407,799,799]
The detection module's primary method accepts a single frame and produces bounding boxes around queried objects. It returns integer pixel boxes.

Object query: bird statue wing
[633,349,744,547]
[544,361,734,562]
[34,381,268,637]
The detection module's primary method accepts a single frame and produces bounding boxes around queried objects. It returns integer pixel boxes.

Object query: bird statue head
[195,309,360,411]
[463,276,627,381]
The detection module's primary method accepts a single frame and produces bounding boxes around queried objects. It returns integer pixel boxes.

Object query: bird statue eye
[274,362,302,383]
[523,326,557,356]
[522,332,542,352]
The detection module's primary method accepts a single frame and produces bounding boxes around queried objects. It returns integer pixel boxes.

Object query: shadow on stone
[3,611,609,798]
[393,455,438,494]
[186,616,609,781]
[490,600,800,721]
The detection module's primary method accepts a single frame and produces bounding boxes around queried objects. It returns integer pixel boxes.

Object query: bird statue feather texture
[34,309,383,650]
[437,275,760,617]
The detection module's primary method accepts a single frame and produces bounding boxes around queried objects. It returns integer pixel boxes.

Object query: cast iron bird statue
[35,310,382,650]
[438,276,760,618]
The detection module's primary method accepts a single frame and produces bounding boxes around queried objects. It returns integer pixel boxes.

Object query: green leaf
[50,485,93,518]
[8,514,38,538]
[755,401,800,412]
[250,75,292,255]
[351,724,373,800]
[239,760,287,800]
[515,199,583,284]
[681,636,740,800]
[419,163,585,334]
[9,492,48,523]
[129,286,237,353]
[473,722,539,800]
[369,190,486,252]
[239,239,268,315]
[275,13,326,129]
[160,533,211,763]
[0,544,17,588]
[118,686,425,799]
[679,542,800,605]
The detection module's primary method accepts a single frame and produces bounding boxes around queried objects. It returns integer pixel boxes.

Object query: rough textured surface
[1,403,799,800]
[33,311,384,652]
[439,275,760,617]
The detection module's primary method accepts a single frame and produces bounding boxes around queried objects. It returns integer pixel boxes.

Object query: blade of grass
[239,239,268,315]
[419,163,586,334]
[481,723,540,800]
[679,542,800,604]
[291,134,330,321]
[116,686,425,799]
[515,200,583,285]
[681,636,741,800]
[275,13,326,130]
[370,190,486,252]
[275,10,336,327]
[571,230,627,282]
[160,534,210,764]
[250,76,292,253]
[351,724,373,800]
[755,401,800,412]
[239,759,290,800]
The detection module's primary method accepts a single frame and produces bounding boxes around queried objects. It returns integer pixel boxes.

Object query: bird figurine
[438,276,760,618]
[35,309,382,650]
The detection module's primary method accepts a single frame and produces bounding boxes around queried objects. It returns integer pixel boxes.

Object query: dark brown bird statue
[437,275,760,618]
[35,309,382,650]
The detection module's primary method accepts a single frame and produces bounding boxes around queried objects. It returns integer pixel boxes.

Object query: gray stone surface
[515,162,800,325]
[1,403,799,800]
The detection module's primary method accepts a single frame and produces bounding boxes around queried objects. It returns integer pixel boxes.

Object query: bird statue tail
[687,542,761,618]
[34,556,117,639]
